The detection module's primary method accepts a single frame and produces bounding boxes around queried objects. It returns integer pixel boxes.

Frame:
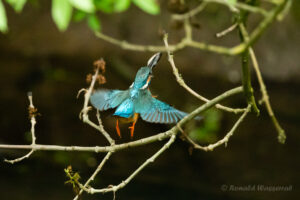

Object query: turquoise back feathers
[90,52,200,124]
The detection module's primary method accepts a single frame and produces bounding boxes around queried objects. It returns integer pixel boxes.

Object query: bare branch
[249,48,286,143]
[0,0,289,197]
[79,59,115,145]
[73,152,113,200]
[94,31,187,52]
[79,134,176,194]
[4,92,37,164]
[203,0,268,16]
[239,23,286,143]
[93,0,287,57]
[172,2,208,20]
[182,104,251,151]
[163,33,246,114]
[216,23,238,38]
[0,86,244,153]
[238,23,260,115]
[231,0,289,55]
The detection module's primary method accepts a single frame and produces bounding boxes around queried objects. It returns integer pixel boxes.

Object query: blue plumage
[90,53,199,137]
[90,89,129,111]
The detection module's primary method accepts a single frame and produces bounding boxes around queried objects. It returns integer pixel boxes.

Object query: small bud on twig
[93,58,106,74]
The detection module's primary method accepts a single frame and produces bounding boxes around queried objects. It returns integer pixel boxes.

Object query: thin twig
[73,152,113,200]
[238,23,260,115]
[183,104,251,151]
[248,48,286,143]
[163,33,246,114]
[74,62,117,199]
[0,86,244,153]
[216,23,238,38]
[4,92,37,164]
[177,86,243,126]
[231,0,289,54]
[93,0,287,57]
[79,134,176,194]
[172,2,208,20]
[79,62,115,145]
[96,109,112,143]
[94,31,187,52]
[239,23,286,143]
[204,0,268,16]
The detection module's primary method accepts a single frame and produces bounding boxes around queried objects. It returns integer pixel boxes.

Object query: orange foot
[128,123,136,138]
[116,119,121,138]
[128,113,139,138]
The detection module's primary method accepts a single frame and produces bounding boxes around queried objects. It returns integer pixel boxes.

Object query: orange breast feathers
[117,113,139,124]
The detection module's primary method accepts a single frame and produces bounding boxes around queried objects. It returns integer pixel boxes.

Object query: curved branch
[231,0,289,54]
[163,33,246,114]
[182,104,251,151]
[73,152,113,200]
[94,31,187,52]
[238,23,260,115]
[249,48,286,143]
[93,0,288,57]
[216,23,238,38]
[172,2,208,20]
[204,0,268,16]
[79,59,115,145]
[0,86,244,153]
[239,23,285,143]
[80,134,176,194]
[4,93,37,164]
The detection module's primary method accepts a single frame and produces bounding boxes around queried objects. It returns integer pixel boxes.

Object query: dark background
[0,1,299,200]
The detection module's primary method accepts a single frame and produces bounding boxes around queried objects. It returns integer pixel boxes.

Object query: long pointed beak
[147,52,162,69]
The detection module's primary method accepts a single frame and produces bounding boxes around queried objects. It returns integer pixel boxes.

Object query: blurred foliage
[53,152,97,168]
[45,67,68,82]
[291,0,300,20]
[54,152,72,166]
[87,13,101,31]
[51,0,73,31]
[6,0,26,12]
[189,109,222,144]
[0,0,8,33]
[0,0,160,33]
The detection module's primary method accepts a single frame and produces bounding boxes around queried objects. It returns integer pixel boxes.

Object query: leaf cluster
[0,0,160,33]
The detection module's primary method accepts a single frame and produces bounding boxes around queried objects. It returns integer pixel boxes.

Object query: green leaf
[68,0,95,13]
[94,0,113,13]
[114,0,130,12]
[132,0,159,15]
[52,0,73,31]
[0,0,8,33]
[87,14,101,31]
[5,0,27,12]
[73,10,87,22]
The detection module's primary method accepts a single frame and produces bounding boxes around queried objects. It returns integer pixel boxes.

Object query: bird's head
[132,52,162,90]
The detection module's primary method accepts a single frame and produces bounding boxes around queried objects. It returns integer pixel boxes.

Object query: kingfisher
[90,53,196,138]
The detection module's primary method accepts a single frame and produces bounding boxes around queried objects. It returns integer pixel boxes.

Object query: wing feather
[135,96,189,124]
[90,89,129,111]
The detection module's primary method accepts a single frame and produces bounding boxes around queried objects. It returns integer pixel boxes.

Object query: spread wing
[90,89,129,111]
[135,96,188,124]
